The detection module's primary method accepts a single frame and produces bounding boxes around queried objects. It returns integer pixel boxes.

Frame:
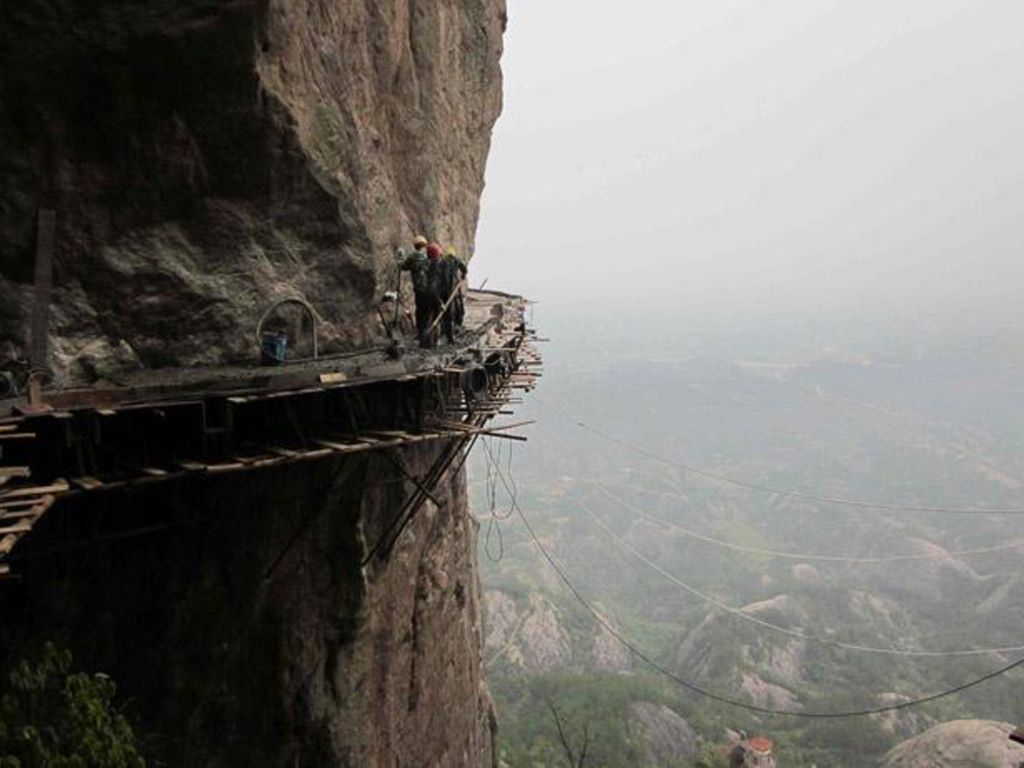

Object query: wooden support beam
[297,447,333,460]
[0,480,68,499]
[0,498,39,510]
[71,477,103,491]
[0,508,47,522]
[0,522,32,536]
[314,438,373,454]
[207,462,246,474]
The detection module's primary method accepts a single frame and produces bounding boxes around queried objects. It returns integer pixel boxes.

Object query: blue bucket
[260,331,288,365]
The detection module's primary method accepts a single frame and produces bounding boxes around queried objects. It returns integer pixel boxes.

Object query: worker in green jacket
[396,235,434,346]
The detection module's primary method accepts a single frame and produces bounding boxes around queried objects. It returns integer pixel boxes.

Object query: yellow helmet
[445,246,457,257]
[413,235,428,248]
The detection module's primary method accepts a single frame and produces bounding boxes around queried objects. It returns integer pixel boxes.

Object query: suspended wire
[533,397,1024,515]
[582,503,1024,658]
[479,441,1024,719]
[484,438,503,562]
[594,482,1024,564]
[483,438,516,562]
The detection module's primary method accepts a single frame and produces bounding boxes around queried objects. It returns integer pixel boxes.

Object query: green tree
[0,643,145,768]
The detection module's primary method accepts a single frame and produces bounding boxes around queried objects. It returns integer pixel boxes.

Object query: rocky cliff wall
[1,447,496,767]
[0,2,507,765]
[0,0,505,385]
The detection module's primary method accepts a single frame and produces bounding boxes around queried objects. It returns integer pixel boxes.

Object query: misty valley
[473,313,1024,766]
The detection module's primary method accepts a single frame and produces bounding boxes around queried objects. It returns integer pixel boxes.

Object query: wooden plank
[269,446,301,458]
[0,534,19,556]
[0,425,18,434]
[319,372,348,384]
[178,461,206,472]
[247,456,281,468]
[0,508,46,522]
[140,467,169,477]
[297,447,333,460]
[0,480,68,500]
[232,454,276,466]
[314,439,373,454]
[0,522,32,536]
[0,499,38,511]
[206,463,246,474]
[0,432,36,441]
[71,476,103,491]
[0,467,31,479]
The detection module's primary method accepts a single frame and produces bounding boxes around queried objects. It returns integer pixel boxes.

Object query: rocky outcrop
[627,702,699,767]
[0,0,506,385]
[590,610,632,672]
[883,720,1024,768]
[739,672,800,711]
[484,591,573,672]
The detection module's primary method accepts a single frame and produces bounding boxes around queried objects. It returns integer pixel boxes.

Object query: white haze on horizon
[473,1,1024,329]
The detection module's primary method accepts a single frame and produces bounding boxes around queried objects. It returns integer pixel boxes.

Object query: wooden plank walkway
[0,294,541,579]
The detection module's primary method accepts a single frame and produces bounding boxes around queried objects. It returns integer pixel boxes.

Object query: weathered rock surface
[0,0,506,385]
[590,608,633,672]
[627,702,699,767]
[883,720,1024,768]
[484,590,573,672]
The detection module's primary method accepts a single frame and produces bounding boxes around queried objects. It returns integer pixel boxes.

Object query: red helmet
[426,243,443,260]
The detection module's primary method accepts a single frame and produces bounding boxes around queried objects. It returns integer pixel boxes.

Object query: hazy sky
[473,1,1024,323]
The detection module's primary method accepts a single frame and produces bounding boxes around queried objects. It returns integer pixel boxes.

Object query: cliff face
[3,447,496,767]
[0,2,507,765]
[0,0,505,385]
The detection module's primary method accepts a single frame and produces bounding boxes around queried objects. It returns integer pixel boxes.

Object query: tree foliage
[0,643,145,768]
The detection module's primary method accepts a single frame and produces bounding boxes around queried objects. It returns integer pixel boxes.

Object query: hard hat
[413,235,428,248]
[426,243,443,260]
[445,246,457,257]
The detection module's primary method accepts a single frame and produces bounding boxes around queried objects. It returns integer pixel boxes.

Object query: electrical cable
[594,482,1024,564]
[480,440,1024,718]
[533,397,1024,515]
[483,439,517,562]
[581,503,1024,658]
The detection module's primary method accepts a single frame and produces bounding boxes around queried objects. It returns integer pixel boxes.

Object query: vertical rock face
[0,2,507,765]
[2,447,497,767]
[0,0,505,384]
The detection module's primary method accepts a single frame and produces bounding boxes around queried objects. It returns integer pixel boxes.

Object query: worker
[442,246,468,332]
[421,242,446,348]
[396,235,434,347]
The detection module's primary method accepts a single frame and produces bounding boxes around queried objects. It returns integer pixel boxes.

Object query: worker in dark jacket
[420,242,446,347]
[442,246,468,330]
[396,235,434,346]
